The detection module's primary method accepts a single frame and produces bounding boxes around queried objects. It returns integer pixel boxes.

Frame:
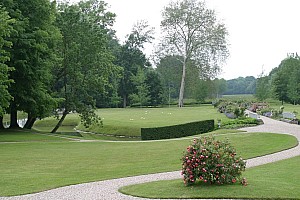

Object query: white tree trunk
[178,61,186,107]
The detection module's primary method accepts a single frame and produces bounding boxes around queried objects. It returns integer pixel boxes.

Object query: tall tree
[0,6,14,128]
[159,0,229,107]
[2,0,61,128]
[52,0,120,133]
[117,20,154,107]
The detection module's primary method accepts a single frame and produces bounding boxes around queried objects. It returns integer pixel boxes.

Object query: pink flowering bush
[181,136,246,186]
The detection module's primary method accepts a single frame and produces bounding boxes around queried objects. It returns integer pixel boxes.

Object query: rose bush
[181,136,247,186]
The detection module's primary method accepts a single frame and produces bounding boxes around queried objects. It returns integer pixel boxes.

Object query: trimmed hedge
[141,120,214,140]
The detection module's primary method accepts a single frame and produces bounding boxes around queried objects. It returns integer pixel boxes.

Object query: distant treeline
[224,76,256,95]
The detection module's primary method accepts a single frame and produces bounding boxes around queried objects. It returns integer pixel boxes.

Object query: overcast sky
[72,0,300,80]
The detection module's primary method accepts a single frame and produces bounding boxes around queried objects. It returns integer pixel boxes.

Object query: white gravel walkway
[1,115,299,200]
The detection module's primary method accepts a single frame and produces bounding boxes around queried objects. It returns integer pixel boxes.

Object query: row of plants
[213,99,261,128]
[218,118,261,129]
[213,99,251,119]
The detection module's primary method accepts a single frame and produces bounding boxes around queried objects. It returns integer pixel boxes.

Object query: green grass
[78,105,230,137]
[120,156,300,199]
[0,131,297,196]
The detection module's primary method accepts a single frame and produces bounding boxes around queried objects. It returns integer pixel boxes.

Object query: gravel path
[1,115,299,200]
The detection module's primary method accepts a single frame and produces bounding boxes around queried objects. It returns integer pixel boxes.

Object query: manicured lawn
[0,131,297,196]
[78,105,230,137]
[120,156,300,199]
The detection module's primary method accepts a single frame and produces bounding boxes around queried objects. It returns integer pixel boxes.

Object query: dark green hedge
[141,120,214,140]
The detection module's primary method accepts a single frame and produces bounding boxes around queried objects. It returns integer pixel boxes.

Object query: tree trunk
[0,116,4,129]
[23,115,37,129]
[123,94,127,108]
[9,103,19,128]
[178,60,186,107]
[51,111,68,133]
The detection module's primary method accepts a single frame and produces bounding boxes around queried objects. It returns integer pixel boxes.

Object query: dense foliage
[255,54,300,105]
[181,136,246,185]
[2,0,61,128]
[0,6,14,117]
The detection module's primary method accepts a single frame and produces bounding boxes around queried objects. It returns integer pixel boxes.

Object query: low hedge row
[141,120,214,140]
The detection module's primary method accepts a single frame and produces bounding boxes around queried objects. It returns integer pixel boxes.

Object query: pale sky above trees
[71,0,300,80]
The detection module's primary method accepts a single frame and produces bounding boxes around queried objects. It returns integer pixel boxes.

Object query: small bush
[181,136,246,186]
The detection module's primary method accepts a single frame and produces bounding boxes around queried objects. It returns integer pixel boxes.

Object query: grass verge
[120,156,300,199]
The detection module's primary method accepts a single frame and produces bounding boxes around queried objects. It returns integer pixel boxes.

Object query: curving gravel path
[1,115,299,200]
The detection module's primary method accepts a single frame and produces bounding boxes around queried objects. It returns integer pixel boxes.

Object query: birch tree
[159,0,229,107]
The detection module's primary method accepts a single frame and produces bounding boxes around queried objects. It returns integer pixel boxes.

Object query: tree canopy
[51,0,120,132]
[1,0,61,128]
[271,54,300,105]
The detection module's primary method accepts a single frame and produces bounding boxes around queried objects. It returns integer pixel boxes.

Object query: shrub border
[141,120,214,140]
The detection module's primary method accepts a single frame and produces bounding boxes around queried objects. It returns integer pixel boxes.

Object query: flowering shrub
[181,136,246,186]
